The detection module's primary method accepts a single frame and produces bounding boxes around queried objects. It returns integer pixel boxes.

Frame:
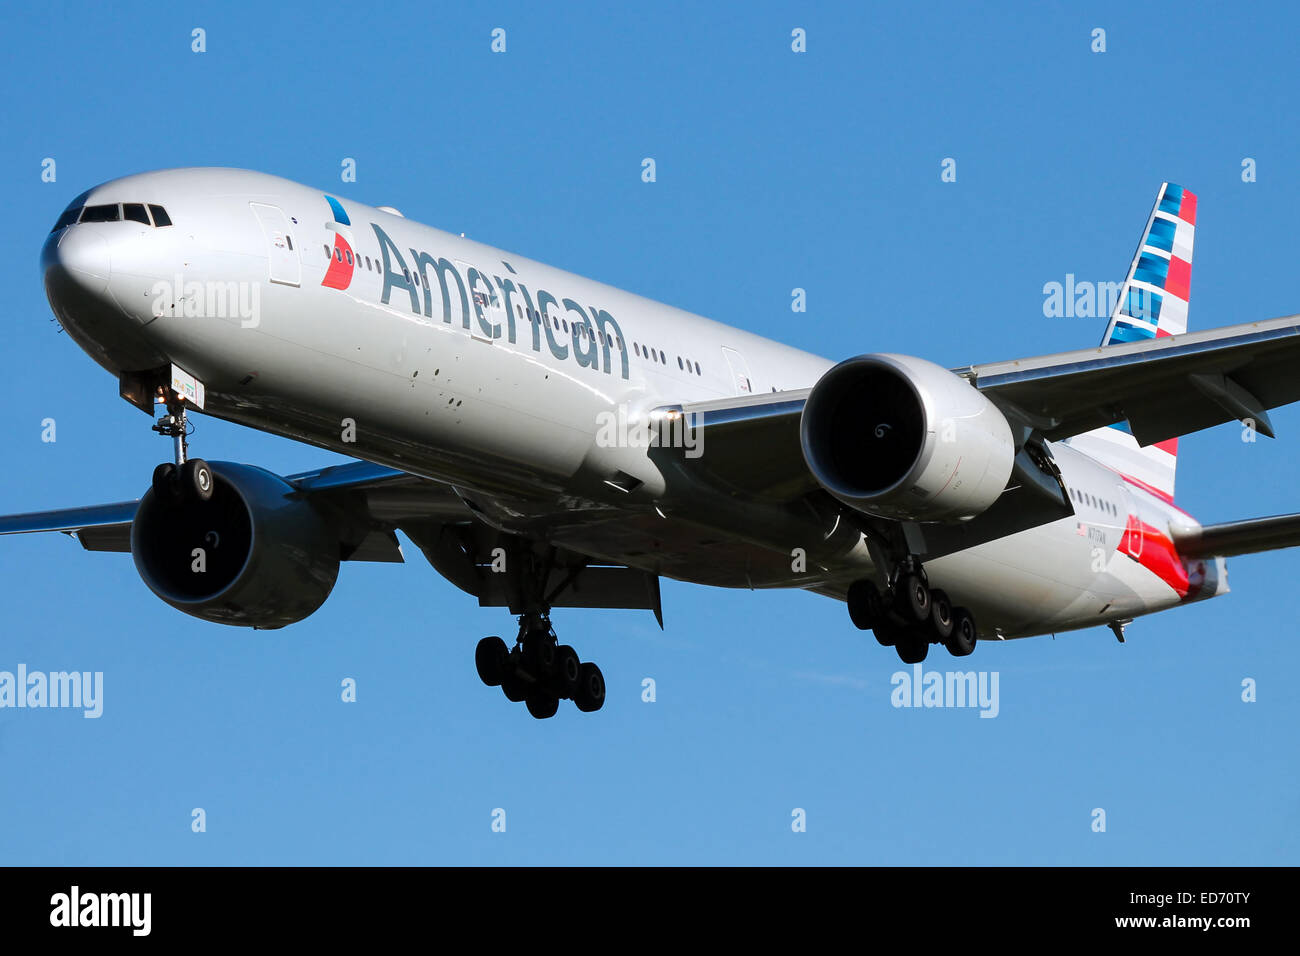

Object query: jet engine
[131,462,340,627]
[800,353,1015,522]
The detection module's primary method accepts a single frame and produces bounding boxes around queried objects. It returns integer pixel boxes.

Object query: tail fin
[1067,183,1197,503]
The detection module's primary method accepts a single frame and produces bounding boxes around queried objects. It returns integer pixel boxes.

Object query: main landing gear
[149,393,213,505]
[474,612,606,719]
[846,559,978,664]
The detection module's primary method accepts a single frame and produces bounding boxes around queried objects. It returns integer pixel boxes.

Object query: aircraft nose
[45,226,111,293]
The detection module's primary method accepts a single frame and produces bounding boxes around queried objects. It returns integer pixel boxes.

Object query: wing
[0,459,663,615]
[0,460,419,560]
[657,313,1300,503]
[958,313,1300,445]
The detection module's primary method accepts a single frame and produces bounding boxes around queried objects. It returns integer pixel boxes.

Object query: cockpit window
[80,204,121,223]
[50,190,90,233]
[52,197,173,230]
[51,205,83,232]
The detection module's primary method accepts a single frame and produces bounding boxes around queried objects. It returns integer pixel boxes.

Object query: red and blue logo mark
[321,195,355,290]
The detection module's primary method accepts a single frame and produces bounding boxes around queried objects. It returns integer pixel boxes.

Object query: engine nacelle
[131,462,340,627]
[800,353,1015,522]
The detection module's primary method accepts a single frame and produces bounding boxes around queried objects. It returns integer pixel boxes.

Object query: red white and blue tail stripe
[1067,183,1197,502]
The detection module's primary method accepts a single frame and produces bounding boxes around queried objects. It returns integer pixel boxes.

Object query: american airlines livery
[8,168,1300,720]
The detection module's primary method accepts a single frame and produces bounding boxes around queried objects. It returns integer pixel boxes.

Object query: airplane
[6,169,1300,720]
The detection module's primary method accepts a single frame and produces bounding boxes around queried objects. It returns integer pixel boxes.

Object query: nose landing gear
[149,392,213,505]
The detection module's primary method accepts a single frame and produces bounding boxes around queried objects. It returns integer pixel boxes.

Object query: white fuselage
[40,168,1227,640]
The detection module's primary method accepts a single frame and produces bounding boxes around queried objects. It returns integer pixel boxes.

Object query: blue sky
[0,0,1296,864]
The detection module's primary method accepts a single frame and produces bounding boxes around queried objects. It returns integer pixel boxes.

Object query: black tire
[555,644,581,698]
[847,579,883,630]
[574,662,606,713]
[475,636,508,687]
[525,691,559,719]
[151,462,181,503]
[873,621,904,648]
[901,572,931,623]
[929,588,955,641]
[500,666,528,703]
[945,607,978,657]
[895,630,929,664]
[524,634,556,676]
[181,458,214,502]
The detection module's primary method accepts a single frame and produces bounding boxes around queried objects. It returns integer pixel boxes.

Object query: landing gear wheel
[475,636,508,687]
[181,458,214,502]
[928,588,954,642]
[555,644,581,697]
[847,580,884,630]
[574,662,606,712]
[945,607,978,657]
[895,629,929,664]
[901,573,931,623]
[500,666,528,703]
[873,621,904,648]
[151,462,182,503]
[525,691,559,719]
[524,635,556,676]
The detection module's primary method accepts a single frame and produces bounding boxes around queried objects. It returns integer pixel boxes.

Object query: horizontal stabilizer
[1174,513,1300,558]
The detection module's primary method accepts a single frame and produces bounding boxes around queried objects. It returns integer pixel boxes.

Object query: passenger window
[335,248,344,262]
[80,204,120,223]
[324,244,331,257]
[695,361,701,375]
[286,235,294,251]
[123,203,149,224]
[148,205,172,227]
[345,250,353,265]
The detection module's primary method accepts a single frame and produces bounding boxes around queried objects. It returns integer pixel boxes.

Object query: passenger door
[721,346,754,395]
[457,259,504,343]
[249,203,301,287]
